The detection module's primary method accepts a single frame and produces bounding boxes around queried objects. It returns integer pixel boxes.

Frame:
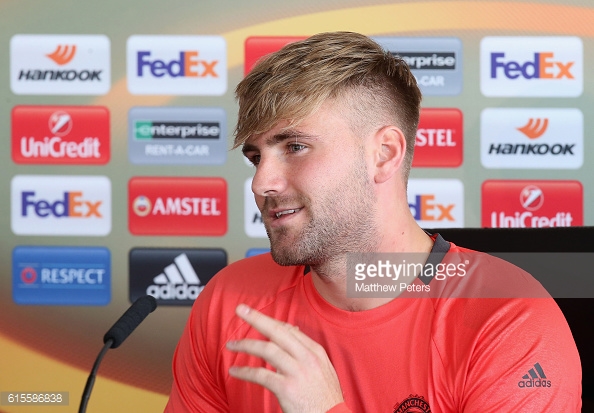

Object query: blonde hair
[234,31,422,180]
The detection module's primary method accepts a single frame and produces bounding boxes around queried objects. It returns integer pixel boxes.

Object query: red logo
[413,108,463,167]
[517,118,549,139]
[46,44,77,65]
[244,36,306,75]
[21,267,37,284]
[11,105,110,165]
[128,177,227,236]
[482,180,583,228]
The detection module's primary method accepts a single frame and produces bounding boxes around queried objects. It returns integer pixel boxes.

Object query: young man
[165,32,581,412]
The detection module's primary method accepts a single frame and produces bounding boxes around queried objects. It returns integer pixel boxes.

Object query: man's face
[242,99,379,266]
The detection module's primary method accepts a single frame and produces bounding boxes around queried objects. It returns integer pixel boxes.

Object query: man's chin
[270,246,307,267]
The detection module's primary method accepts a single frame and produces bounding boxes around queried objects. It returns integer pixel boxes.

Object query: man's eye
[287,143,306,153]
[248,154,260,166]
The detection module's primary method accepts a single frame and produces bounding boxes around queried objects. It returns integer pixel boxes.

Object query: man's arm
[457,297,582,412]
[164,308,229,413]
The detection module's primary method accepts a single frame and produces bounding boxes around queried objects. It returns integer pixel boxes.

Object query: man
[165,32,581,412]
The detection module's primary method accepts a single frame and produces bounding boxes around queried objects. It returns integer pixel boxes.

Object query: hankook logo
[481,108,583,169]
[10,34,111,95]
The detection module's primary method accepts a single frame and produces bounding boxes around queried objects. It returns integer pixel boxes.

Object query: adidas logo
[146,253,205,300]
[517,362,552,388]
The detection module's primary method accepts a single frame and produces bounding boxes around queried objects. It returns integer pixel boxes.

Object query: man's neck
[309,224,434,312]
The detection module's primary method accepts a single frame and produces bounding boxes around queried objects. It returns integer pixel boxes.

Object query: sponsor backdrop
[1,0,593,411]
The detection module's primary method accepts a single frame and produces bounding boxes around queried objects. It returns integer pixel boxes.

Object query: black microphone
[79,295,157,413]
[103,295,157,348]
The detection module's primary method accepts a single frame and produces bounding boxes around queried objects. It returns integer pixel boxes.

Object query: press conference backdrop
[1,0,592,411]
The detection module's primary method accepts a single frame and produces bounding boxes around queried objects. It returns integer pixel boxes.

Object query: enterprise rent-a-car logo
[10,34,111,95]
[374,37,462,96]
[128,107,226,165]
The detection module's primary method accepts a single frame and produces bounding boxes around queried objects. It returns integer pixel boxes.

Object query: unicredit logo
[12,105,110,165]
[520,186,544,211]
[481,180,583,228]
[46,45,77,65]
[128,177,227,236]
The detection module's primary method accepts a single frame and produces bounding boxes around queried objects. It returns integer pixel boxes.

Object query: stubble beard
[265,153,380,273]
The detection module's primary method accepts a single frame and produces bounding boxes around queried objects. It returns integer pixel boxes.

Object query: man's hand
[226,304,345,413]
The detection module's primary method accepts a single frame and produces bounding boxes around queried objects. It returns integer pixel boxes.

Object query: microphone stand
[78,338,114,413]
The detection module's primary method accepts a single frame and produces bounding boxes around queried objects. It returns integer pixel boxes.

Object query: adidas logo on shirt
[517,362,552,388]
[146,253,205,300]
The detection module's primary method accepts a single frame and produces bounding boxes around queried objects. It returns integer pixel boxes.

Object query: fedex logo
[409,195,454,221]
[482,180,583,228]
[136,51,218,78]
[127,35,226,95]
[11,175,111,236]
[21,192,102,218]
[481,37,582,97]
[408,179,464,228]
[490,52,574,80]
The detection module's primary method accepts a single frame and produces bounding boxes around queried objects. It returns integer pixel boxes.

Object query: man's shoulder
[207,252,305,298]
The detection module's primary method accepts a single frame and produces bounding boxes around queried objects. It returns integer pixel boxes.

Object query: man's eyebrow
[242,130,316,155]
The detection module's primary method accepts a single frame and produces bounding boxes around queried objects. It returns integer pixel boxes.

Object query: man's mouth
[274,208,302,219]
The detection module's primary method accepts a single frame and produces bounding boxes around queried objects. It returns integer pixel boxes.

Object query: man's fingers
[228,365,283,394]
[226,339,297,373]
[235,304,311,358]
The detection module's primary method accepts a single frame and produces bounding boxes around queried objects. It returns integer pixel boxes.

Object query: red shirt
[165,239,581,412]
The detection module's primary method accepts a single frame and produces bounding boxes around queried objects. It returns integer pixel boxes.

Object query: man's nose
[251,154,287,197]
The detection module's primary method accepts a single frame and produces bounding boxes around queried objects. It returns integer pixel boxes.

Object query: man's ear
[373,125,407,184]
